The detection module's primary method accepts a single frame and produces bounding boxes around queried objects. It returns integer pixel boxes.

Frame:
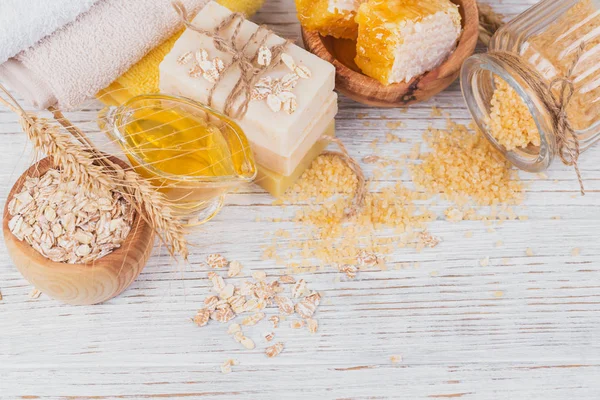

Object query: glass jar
[461,0,600,172]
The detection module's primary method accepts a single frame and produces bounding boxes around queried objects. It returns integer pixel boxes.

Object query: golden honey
[122,107,241,179]
[102,94,256,225]
[295,0,363,39]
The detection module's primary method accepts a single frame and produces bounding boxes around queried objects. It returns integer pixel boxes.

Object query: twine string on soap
[172,1,291,120]
[320,136,367,218]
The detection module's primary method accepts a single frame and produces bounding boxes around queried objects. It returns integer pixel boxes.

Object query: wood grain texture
[1,0,600,399]
[301,0,479,107]
[2,156,155,305]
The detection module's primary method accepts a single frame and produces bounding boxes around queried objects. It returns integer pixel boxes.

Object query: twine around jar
[477,3,586,195]
[488,43,586,195]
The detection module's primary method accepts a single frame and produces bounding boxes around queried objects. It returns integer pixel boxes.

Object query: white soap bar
[253,92,337,175]
[160,1,336,157]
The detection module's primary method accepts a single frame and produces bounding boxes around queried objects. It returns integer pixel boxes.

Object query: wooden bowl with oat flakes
[301,0,479,107]
[2,156,155,305]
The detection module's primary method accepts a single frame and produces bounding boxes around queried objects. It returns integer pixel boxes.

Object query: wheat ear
[0,85,189,259]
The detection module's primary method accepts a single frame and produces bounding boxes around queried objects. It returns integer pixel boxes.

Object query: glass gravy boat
[100,94,256,226]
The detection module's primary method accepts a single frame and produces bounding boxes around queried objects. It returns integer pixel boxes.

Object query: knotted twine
[172,1,291,120]
[478,3,586,195]
[173,1,367,215]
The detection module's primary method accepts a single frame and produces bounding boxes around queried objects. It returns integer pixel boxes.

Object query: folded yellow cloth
[97,0,265,105]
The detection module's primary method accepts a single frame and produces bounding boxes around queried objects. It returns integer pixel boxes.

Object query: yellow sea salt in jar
[461,0,600,173]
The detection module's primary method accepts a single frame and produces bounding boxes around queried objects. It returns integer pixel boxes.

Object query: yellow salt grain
[412,121,523,206]
[486,76,540,151]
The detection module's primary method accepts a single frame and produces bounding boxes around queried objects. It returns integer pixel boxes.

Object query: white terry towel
[0,0,208,110]
[0,0,100,64]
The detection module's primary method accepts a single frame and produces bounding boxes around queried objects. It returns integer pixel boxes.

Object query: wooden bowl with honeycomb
[2,156,155,305]
[301,0,479,107]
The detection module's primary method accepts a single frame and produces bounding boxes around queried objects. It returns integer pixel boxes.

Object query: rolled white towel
[0,0,100,64]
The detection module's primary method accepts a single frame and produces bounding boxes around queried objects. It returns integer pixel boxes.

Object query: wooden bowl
[301,0,479,107]
[2,156,155,305]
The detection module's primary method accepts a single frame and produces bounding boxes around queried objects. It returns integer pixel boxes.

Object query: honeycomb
[295,0,364,39]
[355,0,461,85]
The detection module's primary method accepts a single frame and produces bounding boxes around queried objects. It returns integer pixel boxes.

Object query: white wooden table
[2,1,600,398]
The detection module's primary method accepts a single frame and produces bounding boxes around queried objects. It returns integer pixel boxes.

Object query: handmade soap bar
[160,1,336,157]
[256,121,335,197]
[355,0,461,85]
[252,92,337,176]
[295,0,364,39]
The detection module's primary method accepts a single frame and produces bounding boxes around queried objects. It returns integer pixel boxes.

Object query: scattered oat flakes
[291,279,307,298]
[242,312,265,326]
[571,248,581,256]
[274,295,294,315]
[269,315,280,329]
[220,359,237,374]
[264,331,275,342]
[265,342,284,358]
[306,318,318,334]
[418,231,441,248]
[220,284,235,300]
[494,291,504,298]
[240,335,255,350]
[356,250,378,267]
[227,260,242,277]
[211,306,235,323]
[290,320,305,329]
[204,295,220,310]
[29,288,41,299]
[227,323,241,335]
[295,292,320,319]
[279,275,296,284]
[252,270,267,281]
[193,308,210,327]
[210,273,226,292]
[337,264,357,279]
[207,253,228,269]
[479,257,490,267]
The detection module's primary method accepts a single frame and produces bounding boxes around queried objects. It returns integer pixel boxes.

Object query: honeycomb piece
[295,0,365,39]
[355,0,462,85]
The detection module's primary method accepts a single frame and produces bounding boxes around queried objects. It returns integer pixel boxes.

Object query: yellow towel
[97,0,265,106]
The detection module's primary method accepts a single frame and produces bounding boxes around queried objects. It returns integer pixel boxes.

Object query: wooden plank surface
[1,0,600,398]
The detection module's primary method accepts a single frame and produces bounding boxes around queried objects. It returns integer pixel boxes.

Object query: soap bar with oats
[254,92,337,175]
[160,1,336,159]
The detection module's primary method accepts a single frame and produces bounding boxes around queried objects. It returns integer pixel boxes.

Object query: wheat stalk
[0,85,189,259]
